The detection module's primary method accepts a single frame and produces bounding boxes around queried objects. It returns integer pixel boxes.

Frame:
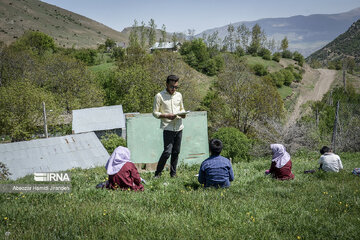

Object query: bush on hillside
[100,133,127,154]
[235,46,245,57]
[272,52,281,62]
[258,48,272,60]
[282,50,293,59]
[252,63,268,76]
[211,127,251,163]
[280,69,295,86]
[293,51,305,66]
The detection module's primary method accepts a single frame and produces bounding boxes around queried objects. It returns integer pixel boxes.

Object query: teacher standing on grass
[152,75,186,178]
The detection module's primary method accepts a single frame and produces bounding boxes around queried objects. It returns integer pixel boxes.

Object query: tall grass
[1,153,359,239]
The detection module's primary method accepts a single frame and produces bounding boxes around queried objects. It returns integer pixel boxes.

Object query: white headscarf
[271,144,291,168]
[105,146,131,175]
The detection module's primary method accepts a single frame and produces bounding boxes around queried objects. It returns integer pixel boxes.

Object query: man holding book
[152,75,187,178]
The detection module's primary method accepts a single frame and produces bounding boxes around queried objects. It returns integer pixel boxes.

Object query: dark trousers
[155,130,183,177]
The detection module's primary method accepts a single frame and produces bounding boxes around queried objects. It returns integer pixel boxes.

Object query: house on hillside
[150,42,182,53]
[72,105,127,139]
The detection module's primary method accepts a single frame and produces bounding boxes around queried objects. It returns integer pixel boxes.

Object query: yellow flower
[315,209,318,212]
[4,217,8,220]
[297,236,301,239]
[345,204,349,207]
[103,213,106,216]
[339,202,342,204]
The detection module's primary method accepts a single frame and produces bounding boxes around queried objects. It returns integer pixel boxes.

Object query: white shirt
[319,153,343,172]
[152,89,185,131]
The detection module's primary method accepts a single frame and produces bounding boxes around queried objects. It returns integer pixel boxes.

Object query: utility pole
[42,102,48,138]
[331,101,340,152]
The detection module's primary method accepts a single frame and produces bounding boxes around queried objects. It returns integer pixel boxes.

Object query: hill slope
[197,7,360,57]
[306,19,360,64]
[0,0,127,48]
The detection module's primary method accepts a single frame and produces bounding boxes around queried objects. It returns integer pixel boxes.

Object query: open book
[175,111,190,116]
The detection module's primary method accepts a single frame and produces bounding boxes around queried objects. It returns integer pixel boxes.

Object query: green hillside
[307,19,360,64]
[0,0,127,48]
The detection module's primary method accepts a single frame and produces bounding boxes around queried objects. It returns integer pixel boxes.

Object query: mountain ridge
[0,0,127,48]
[197,7,360,57]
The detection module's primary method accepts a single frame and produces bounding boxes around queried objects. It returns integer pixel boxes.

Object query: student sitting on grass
[198,139,234,188]
[318,146,343,172]
[266,144,294,180]
[105,146,144,191]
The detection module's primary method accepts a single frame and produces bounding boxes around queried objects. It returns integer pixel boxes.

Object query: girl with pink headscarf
[267,144,294,180]
[105,146,144,191]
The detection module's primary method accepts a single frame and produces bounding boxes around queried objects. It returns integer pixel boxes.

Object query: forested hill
[0,0,127,48]
[306,19,360,64]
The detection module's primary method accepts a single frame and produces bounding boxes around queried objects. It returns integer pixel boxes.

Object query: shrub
[100,133,126,154]
[282,50,293,59]
[272,52,281,62]
[252,63,268,76]
[280,69,295,86]
[293,51,304,66]
[211,127,251,163]
[258,48,271,60]
[234,46,245,57]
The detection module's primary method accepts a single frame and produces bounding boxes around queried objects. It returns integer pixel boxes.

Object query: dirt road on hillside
[285,67,337,130]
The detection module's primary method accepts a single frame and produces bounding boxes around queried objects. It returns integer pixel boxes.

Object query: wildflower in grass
[4,217,8,221]
[315,209,318,212]
[346,204,349,207]
[297,236,301,239]
[339,202,342,204]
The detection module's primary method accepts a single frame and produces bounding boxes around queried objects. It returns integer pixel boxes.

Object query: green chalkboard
[126,111,209,165]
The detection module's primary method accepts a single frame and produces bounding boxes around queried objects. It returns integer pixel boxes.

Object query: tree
[129,20,140,49]
[39,54,104,113]
[0,80,60,141]
[248,24,262,55]
[187,29,195,41]
[11,31,56,56]
[280,37,289,51]
[160,24,167,43]
[105,38,116,50]
[237,24,250,50]
[0,43,38,86]
[101,65,156,113]
[266,38,276,53]
[139,21,147,48]
[293,51,304,66]
[223,24,235,52]
[215,56,284,134]
[148,19,157,47]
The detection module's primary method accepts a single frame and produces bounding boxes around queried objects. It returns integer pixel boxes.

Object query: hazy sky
[40,0,360,34]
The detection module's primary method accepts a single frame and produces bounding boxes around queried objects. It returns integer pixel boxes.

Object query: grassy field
[278,85,293,100]
[1,152,359,239]
[243,56,283,72]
